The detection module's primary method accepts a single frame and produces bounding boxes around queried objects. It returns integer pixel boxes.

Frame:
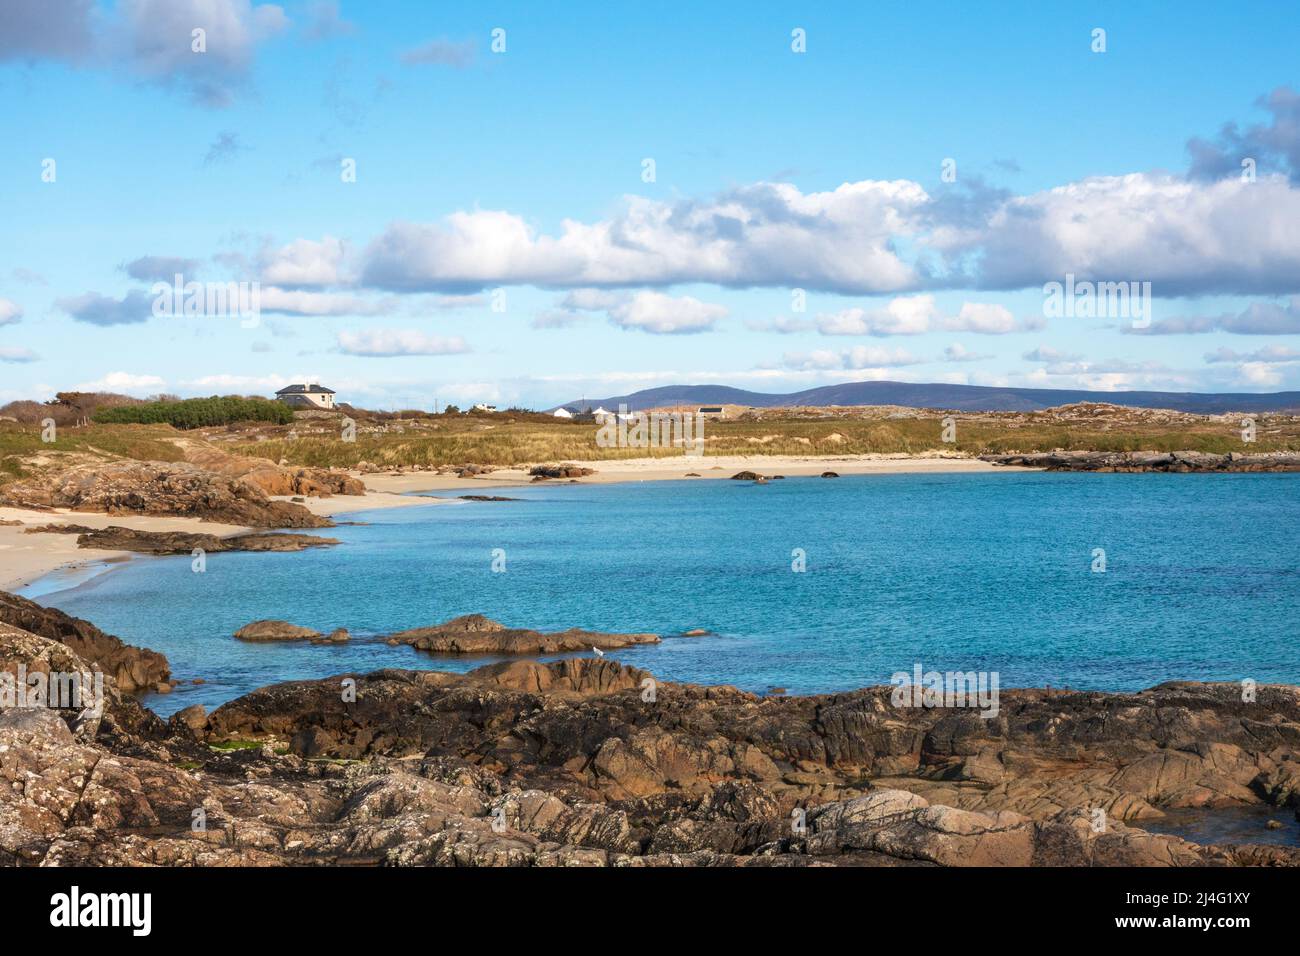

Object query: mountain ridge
[553,381,1300,414]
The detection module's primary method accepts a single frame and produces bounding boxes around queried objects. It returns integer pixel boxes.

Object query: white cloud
[947,172,1300,296]
[949,302,1015,334]
[814,295,1026,336]
[607,292,727,334]
[0,298,22,325]
[336,329,470,357]
[260,286,391,316]
[0,347,39,363]
[781,346,921,371]
[74,371,167,394]
[359,180,930,294]
[260,236,349,287]
[943,343,990,362]
[114,0,289,108]
[1204,344,1300,364]
[1022,345,1080,363]
[56,290,153,325]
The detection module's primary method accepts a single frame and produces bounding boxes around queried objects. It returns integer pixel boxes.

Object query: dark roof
[698,406,724,413]
[275,384,335,395]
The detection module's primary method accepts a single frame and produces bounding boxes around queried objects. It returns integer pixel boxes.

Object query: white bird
[591,646,605,658]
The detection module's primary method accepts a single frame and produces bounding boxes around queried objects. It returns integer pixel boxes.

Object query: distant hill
[553,381,1300,414]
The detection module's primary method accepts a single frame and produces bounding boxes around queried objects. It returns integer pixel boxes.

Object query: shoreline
[0,454,1030,594]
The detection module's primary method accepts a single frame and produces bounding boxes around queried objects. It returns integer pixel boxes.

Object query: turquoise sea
[29,472,1300,717]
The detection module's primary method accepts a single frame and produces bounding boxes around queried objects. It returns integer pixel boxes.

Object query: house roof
[275,384,335,395]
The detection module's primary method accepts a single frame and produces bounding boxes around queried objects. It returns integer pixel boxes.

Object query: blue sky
[3,0,1300,409]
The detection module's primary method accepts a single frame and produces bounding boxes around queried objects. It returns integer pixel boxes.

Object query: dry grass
[3,405,1297,485]
[223,407,1300,469]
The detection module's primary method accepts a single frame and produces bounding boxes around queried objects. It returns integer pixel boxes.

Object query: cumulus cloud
[0,0,288,107]
[0,299,23,325]
[359,180,930,294]
[56,290,154,325]
[607,292,727,334]
[400,38,475,68]
[941,172,1300,296]
[114,0,289,108]
[552,289,727,334]
[1132,298,1300,335]
[336,329,470,356]
[0,347,39,363]
[813,295,1027,336]
[260,236,349,287]
[122,255,201,281]
[0,0,96,62]
[1187,86,1300,183]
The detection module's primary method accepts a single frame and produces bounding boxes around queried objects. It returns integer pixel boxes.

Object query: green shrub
[94,396,294,429]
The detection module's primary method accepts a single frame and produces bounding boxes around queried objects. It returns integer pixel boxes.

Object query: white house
[552,407,575,419]
[275,384,336,410]
[471,403,498,413]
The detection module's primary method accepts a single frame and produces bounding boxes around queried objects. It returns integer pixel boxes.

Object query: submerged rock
[69,526,340,554]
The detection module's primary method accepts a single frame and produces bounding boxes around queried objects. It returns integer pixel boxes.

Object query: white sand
[0,454,1032,592]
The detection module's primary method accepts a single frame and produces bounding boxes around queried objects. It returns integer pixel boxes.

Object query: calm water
[30,472,1300,717]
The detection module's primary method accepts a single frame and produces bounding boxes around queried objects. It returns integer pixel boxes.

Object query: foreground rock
[983,450,1300,473]
[387,614,660,655]
[0,590,168,694]
[2,613,1298,867]
[63,526,340,555]
[0,460,332,528]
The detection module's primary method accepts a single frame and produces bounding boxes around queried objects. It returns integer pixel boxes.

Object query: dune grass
[228,413,1300,469]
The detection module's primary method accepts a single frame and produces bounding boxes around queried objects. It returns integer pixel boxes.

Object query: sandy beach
[0,453,1028,593]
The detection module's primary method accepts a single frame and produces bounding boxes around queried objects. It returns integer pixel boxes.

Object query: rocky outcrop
[0,460,332,528]
[983,450,1300,472]
[386,614,660,655]
[1,613,1297,867]
[0,590,168,695]
[67,526,340,555]
[529,464,595,480]
[181,447,366,498]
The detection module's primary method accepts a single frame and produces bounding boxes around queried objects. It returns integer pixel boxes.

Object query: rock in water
[233,620,323,642]
[387,613,660,655]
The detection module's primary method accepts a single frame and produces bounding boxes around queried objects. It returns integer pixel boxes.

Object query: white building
[275,384,336,410]
[552,407,575,419]
[471,403,498,413]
